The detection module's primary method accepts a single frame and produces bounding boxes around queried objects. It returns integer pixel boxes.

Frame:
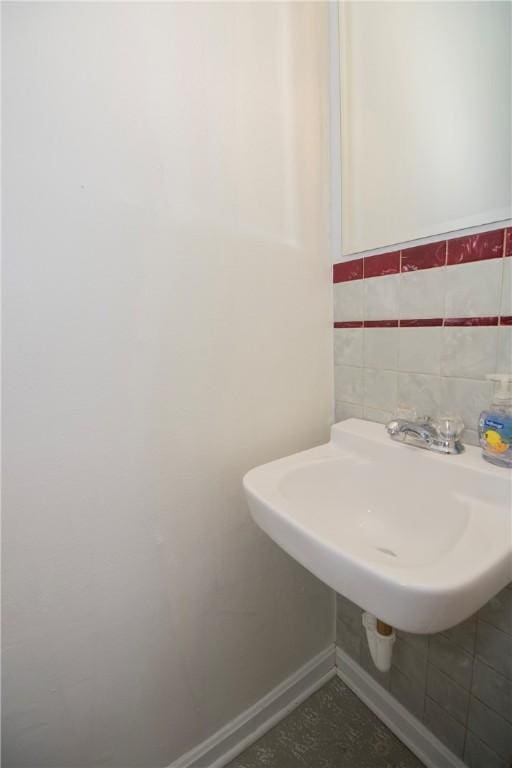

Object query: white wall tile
[332,253,510,451]
[334,365,363,404]
[363,368,397,412]
[364,274,400,320]
[500,258,511,316]
[445,260,502,318]
[333,281,364,322]
[497,326,512,374]
[335,401,363,422]
[364,328,399,370]
[397,373,441,417]
[363,406,392,425]
[440,377,494,437]
[400,268,445,320]
[334,328,363,366]
[441,326,498,379]
[464,429,479,447]
[398,327,441,375]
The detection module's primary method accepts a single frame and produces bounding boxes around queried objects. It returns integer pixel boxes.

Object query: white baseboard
[168,645,336,768]
[168,642,467,768]
[335,647,467,768]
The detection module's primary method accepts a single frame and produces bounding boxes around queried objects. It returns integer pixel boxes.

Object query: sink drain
[375,546,397,557]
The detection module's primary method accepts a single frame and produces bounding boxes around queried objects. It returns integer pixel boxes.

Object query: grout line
[334,363,499,385]
[442,241,448,327]
[470,689,512,727]
[461,628,477,756]
[361,272,367,414]
[422,636,432,722]
[477,616,512,639]
[497,247,506,329]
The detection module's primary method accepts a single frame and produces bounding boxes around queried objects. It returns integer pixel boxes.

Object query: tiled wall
[336,588,512,768]
[333,227,512,444]
[333,226,512,766]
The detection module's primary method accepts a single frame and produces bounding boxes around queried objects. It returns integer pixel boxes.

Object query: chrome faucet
[386,416,464,455]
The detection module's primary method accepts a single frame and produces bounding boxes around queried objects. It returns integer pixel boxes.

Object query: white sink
[243,419,512,633]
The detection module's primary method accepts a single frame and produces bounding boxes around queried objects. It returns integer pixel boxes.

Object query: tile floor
[227,676,425,768]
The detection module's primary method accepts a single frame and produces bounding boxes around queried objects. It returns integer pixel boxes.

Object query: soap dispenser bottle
[478,374,512,468]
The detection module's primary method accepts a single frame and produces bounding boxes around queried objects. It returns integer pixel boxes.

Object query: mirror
[339,1,511,256]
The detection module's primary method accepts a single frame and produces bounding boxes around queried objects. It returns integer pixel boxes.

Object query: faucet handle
[433,415,464,439]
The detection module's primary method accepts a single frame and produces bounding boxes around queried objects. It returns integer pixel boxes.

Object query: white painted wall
[2,3,334,766]
[340,1,512,255]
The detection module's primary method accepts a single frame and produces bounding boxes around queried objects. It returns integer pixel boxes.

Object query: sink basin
[243,419,512,633]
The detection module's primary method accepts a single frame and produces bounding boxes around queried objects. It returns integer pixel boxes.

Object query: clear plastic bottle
[478,374,512,468]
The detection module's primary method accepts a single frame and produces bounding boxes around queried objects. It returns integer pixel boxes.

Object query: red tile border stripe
[364,319,399,328]
[333,316,503,328]
[399,318,443,327]
[363,251,400,279]
[505,229,512,257]
[333,259,363,283]
[444,316,499,327]
[401,242,446,272]
[333,321,363,328]
[333,227,507,282]
[447,229,504,265]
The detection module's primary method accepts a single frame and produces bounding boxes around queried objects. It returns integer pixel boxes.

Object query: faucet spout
[386,416,464,455]
[387,419,436,444]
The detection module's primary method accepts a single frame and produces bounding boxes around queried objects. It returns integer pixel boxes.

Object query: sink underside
[243,419,512,633]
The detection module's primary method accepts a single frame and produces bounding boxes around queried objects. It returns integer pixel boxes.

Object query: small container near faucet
[478,374,512,468]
